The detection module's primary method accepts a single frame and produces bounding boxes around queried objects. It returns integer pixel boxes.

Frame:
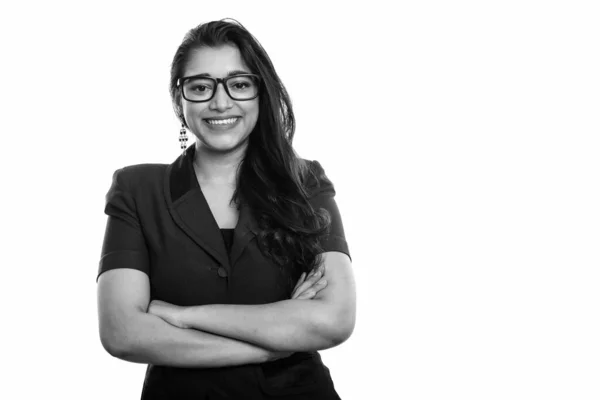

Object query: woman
[97,19,356,400]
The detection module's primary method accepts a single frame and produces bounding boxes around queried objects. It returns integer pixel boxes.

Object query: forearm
[180,300,341,352]
[110,312,268,368]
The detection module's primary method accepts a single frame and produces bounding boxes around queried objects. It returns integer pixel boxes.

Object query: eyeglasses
[176,74,261,102]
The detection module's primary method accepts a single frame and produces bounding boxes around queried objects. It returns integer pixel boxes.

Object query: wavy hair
[169,19,332,293]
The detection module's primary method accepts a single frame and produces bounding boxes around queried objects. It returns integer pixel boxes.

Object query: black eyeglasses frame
[176,73,261,103]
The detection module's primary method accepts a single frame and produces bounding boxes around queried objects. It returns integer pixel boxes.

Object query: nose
[209,82,233,111]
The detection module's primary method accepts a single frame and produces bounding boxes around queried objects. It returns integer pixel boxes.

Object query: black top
[98,145,350,399]
[220,228,234,254]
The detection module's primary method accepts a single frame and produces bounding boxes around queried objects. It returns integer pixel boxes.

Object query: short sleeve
[307,160,352,262]
[96,168,150,282]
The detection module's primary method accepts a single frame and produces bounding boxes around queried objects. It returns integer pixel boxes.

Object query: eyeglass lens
[183,75,259,101]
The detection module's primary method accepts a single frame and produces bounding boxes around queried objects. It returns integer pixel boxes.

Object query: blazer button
[217,267,228,278]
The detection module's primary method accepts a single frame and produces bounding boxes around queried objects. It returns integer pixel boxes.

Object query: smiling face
[180,44,260,153]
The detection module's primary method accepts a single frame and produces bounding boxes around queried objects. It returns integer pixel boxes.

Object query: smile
[204,117,240,125]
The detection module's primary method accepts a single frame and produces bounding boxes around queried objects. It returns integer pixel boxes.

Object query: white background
[1,1,599,399]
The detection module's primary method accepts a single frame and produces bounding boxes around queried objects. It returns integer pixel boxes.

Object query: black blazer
[98,145,351,399]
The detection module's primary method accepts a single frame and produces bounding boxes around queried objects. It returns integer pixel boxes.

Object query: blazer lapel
[163,145,258,270]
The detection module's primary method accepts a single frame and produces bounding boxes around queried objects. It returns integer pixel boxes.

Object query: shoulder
[111,163,168,193]
[299,158,335,197]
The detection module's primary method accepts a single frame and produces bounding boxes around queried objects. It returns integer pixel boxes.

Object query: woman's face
[180,44,259,152]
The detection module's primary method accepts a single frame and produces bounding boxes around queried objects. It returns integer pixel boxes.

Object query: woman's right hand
[290,264,327,300]
[262,350,295,363]
[260,265,327,363]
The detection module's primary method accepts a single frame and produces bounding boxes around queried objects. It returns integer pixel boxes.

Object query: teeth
[206,118,238,125]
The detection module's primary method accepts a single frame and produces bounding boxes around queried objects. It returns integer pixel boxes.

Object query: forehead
[184,44,251,77]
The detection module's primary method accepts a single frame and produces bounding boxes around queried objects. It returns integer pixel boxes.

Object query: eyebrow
[193,70,251,78]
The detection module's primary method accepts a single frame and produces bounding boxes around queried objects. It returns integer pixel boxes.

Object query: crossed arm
[98,164,356,368]
[150,252,356,352]
[98,252,356,367]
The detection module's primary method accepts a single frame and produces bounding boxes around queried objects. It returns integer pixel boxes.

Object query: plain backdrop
[1,1,599,399]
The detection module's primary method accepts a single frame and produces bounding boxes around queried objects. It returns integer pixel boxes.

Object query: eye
[232,82,250,89]
[228,77,256,92]
[184,78,215,93]
[190,84,209,92]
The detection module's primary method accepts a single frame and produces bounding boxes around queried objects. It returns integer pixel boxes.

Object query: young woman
[97,19,356,399]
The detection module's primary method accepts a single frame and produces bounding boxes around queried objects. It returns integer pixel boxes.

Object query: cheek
[246,102,260,123]
[183,105,206,124]
[182,105,193,123]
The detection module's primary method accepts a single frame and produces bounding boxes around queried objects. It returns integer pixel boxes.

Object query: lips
[204,117,240,125]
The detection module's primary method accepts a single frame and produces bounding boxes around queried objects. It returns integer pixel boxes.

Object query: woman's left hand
[147,299,189,329]
[291,264,328,300]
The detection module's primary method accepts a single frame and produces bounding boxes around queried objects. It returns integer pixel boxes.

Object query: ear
[173,95,187,128]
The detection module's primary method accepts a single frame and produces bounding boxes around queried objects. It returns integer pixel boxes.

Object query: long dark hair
[169,19,332,293]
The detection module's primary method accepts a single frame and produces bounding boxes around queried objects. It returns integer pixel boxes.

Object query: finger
[291,274,307,299]
[292,272,306,292]
[296,290,316,300]
[309,280,328,295]
[293,271,326,299]
[290,282,304,299]
[292,271,315,296]
[302,280,328,299]
[292,265,326,298]
[314,279,328,293]
[310,265,325,281]
[303,267,323,287]
[292,280,314,299]
[274,352,294,361]
[292,272,308,295]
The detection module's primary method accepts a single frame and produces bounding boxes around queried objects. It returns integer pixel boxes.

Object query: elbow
[100,316,142,359]
[100,330,130,358]
[317,311,356,346]
[332,316,355,344]
[99,309,147,359]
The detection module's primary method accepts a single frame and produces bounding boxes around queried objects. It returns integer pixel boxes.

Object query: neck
[192,142,245,186]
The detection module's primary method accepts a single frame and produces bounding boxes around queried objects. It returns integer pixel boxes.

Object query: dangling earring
[179,124,188,151]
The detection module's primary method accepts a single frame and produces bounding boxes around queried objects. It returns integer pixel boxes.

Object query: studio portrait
[3,2,598,399]
[96,18,356,400]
